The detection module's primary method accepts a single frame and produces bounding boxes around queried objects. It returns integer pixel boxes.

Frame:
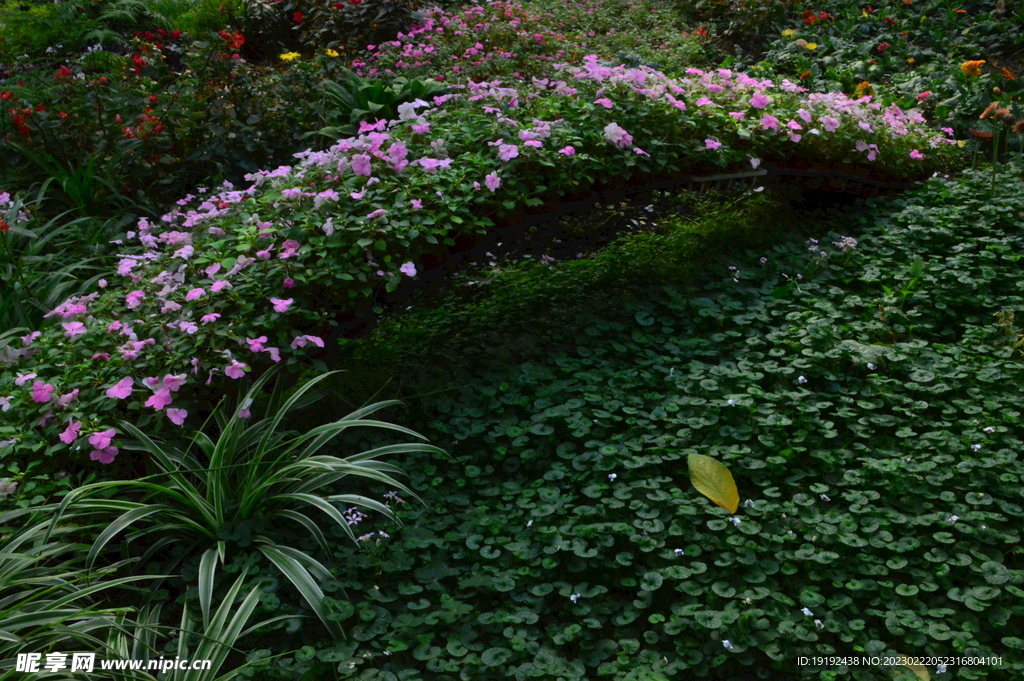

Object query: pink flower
[31,382,55,403]
[56,389,79,407]
[279,240,301,259]
[15,372,37,387]
[750,93,771,109]
[821,116,841,132]
[92,353,110,361]
[411,199,423,210]
[201,313,221,323]
[205,263,222,278]
[558,146,575,156]
[350,191,366,200]
[910,149,924,160]
[59,418,82,444]
[180,321,199,334]
[163,374,187,392]
[145,388,173,410]
[400,262,417,276]
[256,250,271,260]
[603,122,632,148]
[166,408,188,425]
[917,91,931,101]
[485,172,501,191]
[21,331,41,346]
[367,209,389,220]
[705,138,722,150]
[106,321,122,333]
[760,114,779,131]
[62,321,86,338]
[291,334,325,349]
[728,112,745,120]
[271,298,293,313]
[225,359,248,379]
[498,144,520,162]
[212,280,232,293]
[351,154,373,175]
[88,428,116,450]
[750,157,762,169]
[126,290,145,309]
[283,278,295,289]
[281,187,303,199]
[265,347,281,362]
[877,42,890,52]
[90,446,119,464]
[594,98,614,108]
[106,377,134,399]
[246,336,268,352]
[185,287,206,301]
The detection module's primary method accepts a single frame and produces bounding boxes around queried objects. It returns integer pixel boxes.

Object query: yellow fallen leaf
[688,453,740,513]
[892,655,930,681]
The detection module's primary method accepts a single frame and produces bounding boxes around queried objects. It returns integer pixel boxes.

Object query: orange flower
[799,70,811,79]
[954,8,967,13]
[970,129,994,140]
[1003,67,1016,81]
[1014,120,1024,135]
[961,60,985,76]
[979,101,999,119]
[854,81,874,97]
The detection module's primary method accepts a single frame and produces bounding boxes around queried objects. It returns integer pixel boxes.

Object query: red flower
[332,1,344,6]
[0,92,13,101]
[883,16,896,25]
[970,129,994,140]
[877,42,890,52]
[148,95,159,104]
[54,66,74,80]
[801,10,818,24]
[0,218,9,232]
[171,30,182,39]
[799,70,811,79]
[294,11,304,22]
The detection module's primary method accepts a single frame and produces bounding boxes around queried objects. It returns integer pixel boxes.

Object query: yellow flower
[781,29,797,39]
[279,52,301,62]
[960,59,985,77]
[854,81,874,97]
[325,48,339,58]
[907,57,916,64]
[805,42,818,50]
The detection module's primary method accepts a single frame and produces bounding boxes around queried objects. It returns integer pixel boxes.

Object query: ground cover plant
[235,164,1024,680]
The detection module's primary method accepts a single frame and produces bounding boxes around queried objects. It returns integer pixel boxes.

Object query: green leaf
[688,453,740,513]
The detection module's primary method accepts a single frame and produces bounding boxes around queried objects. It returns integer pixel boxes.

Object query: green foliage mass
[244,165,1024,680]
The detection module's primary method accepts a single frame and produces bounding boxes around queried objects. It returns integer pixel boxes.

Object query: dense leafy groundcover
[239,165,1024,680]
[0,52,959,502]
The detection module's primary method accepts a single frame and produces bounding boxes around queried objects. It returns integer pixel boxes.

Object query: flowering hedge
[0,55,958,505]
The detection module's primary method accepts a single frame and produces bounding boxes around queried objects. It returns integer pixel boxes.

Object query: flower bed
[1,55,959,503]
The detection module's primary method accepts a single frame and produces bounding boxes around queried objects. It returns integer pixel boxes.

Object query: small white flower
[608,473,617,481]
[729,517,741,526]
[937,664,947,674]
[814,619,823,630]
[971,444,981,452]
[801,607,813,616]
[819,494,830,502]
[570,593,580,603]
[867,363,876,370]
[668,368,675,377]
[983,426,995,433]
[674,548,684,556]
[798,376,807,384]
[727,399,736,406]
[743,499,753,508]
[948,515,959,523]
[527,520,533,527]
[722,640,734,651]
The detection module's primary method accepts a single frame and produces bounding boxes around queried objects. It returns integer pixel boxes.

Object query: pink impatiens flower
[498,144,520,162]
[705,139,722,150]
[201,313,221,323]
[750,93,771,109]
[166,408,188,425]
[917,91,931,101]
[62,322,87,338]
[59,418,82,444]
[15,372,37,387]
[225,359,248,379]
[56,389,79,407]
[594,98,614,108]
[185,288,206,301]
[163,374,187,392]
[603,122,633,148]
[400,262,417,276]
[126,290,145,309]
[366,209,388,220]
[90,446,119,464]
[910,149,924,160]
[821,116,841,132]
[106,377,134,399]
[290,334,325,349]
[760,114,780,131]
[271,297,293,313]
[246,336,268,352]
[485,172,501,191]
[31,381,55,403]
[88,428,116,450]
[145,388,173,411]
[180,321,199,334]
[212,280,232,293]
[558,146,576,156]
